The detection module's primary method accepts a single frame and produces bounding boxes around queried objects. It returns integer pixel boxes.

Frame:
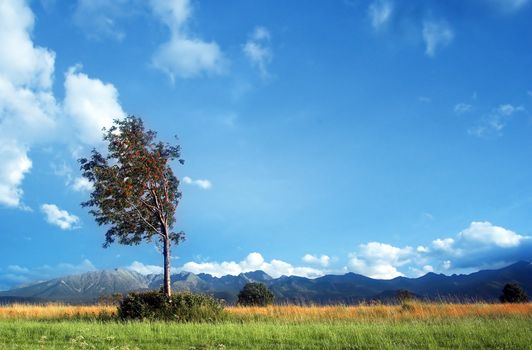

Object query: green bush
[237,282,274,306]
[117,290,225,322]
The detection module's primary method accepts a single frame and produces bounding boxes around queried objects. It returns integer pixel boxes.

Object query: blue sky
[1,0,532,290]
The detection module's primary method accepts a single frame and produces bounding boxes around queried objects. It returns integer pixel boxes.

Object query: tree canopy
[79,116,184,296]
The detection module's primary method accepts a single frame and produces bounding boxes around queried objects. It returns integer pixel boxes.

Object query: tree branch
[126,199,164,238]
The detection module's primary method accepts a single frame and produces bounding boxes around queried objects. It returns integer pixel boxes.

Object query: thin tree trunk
[162,229,172,297]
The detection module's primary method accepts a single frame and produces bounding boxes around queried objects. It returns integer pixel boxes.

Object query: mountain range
[1,261,530,304]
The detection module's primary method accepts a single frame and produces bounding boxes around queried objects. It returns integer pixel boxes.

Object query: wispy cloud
[41,203,80,230]
[454,103,473,115]
[0,259,96,290]
[72,0,136,41]
[150,0,225,81]
[368,0,393,30]
[489,0,530,13]
[468,103,525,137]
[422,20,454,57]
[243,26,273,79]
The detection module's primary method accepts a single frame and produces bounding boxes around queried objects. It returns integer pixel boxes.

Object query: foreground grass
[0,317,530,349]
[0,303,531,349]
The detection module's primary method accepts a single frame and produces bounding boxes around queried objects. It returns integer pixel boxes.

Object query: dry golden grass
[226,303,532,321]
[0,302,530,321]
[0,303,116,320]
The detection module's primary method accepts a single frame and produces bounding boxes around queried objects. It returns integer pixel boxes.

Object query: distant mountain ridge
[1,261,530,304]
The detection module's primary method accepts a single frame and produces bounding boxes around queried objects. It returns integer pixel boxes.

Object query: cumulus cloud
[426,221,530,272]
[243,26,273,79]
[345,222,530,278]
[41,203,80,230]
[150,0,224,81]
[458,221,524,248]
[302,254,330,267]
[182,176,212,189]
[422,20,454,57]
[180,252,325,278]
[368,0,393,30]
[64,65,126,145]
[0,1,125,208]
[0,0,58,208]
[127,261,163,275]
[347,242,413,279]
[0,142,32,207]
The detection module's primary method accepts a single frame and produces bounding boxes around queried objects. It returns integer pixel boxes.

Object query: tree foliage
[500,283,528,303]
[237,282,274,306]
[79,116,184,296]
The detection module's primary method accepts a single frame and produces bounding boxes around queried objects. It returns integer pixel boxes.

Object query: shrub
[117,290,225,322]
[500,283,528,303]
[396,289,415,303]
[237,283,274,306]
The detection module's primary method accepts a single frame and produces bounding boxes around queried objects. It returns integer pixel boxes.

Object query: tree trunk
[162,228,172,297]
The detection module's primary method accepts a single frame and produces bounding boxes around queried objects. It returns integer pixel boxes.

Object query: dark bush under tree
[118,290,225,322]
[500,283,528,303]
[237,282,274,306]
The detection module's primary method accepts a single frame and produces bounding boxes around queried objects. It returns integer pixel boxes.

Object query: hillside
[0,261,530,304]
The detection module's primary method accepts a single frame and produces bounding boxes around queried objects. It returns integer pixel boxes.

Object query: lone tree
[237,282,274,306]
[79,116,184,297]
[500,283,528,303]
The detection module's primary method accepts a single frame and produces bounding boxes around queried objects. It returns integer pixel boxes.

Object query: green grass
[0,317,531,349]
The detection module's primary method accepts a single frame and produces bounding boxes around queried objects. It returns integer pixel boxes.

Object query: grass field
[0,303,530,349]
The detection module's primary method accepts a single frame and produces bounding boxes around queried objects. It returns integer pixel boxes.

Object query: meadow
[0,303,530,349]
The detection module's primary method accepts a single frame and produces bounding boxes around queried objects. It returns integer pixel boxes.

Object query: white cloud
[497,104,524,116]
[368,0,393,30]
[180,252,325,278]
[458,221,524,248]
[0,1,126,208]
[41,203,80,230]
[182,176,212,189]
[416,245,430,253]
[0,0,59,208]
[64,65,126,145]
[422,20,454,57]
[150,0,224,81]
[454,103,473,114]
[72,177,94,192]
[432,238,455,252]
[72,0,133,41]
[0,142,32,207]
[468,103,525,137]
[127,261,163,275]
[347,242,413,279]
[302,254,331,267]
[243,26,273,79]
[0,0,55,89]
